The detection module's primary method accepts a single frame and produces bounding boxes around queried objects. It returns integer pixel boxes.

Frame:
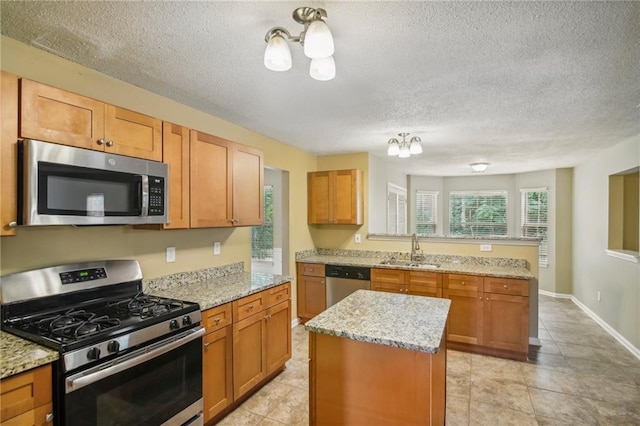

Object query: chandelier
[264,7,336,81]
[387,133,423,158]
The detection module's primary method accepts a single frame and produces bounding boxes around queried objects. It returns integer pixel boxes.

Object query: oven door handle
[66,326,204,393]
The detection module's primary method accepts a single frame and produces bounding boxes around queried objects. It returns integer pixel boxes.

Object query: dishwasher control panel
[325,265,371,280]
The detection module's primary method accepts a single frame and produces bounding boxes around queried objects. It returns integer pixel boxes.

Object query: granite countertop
[147,271,292,311]
[298,254,534,279]
[0,331,59,379]
[306,290,451,354]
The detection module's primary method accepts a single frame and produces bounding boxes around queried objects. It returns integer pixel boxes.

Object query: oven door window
[38,162,142,217]
[65,337,202,426]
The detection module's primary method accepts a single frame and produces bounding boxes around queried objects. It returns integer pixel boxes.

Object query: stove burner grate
[30,309,121,340]
[108,293,184,318]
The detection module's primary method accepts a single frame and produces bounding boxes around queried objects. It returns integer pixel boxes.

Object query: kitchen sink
[379,259,440,269]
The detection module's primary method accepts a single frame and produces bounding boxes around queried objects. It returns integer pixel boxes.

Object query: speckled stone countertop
[305,290,451,354]
[145,267,292,311]
[0,331,59,379]
[297,249,534,279]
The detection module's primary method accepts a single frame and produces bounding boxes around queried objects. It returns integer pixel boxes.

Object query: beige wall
[555,168,573,294]
[573,135,640,348]
[0,36,317,322]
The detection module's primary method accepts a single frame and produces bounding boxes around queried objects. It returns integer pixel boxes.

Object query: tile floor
[218,295,640,425]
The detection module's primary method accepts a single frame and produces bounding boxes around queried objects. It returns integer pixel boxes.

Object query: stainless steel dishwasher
[325,264,371,308]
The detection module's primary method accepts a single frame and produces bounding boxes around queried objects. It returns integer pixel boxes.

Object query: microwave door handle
[140,175,149,216]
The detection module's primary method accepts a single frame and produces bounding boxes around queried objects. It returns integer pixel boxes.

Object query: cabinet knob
[276,293,282,299]
[97,138,105,145]
[45,413,54,423]
[204,342,211,348]
[264,314,271,320]
[503,285,508,289]
[462,282,466,286]
[106,140,114,147]
[8,221,17,228]
[486,297,490,301]
[248,304,254,310]
[214,318,220,324]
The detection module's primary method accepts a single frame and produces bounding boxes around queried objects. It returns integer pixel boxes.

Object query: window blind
[521,188,549,266]
[449,191,508,237]
[415,191,437,235]
[387,183,407,234]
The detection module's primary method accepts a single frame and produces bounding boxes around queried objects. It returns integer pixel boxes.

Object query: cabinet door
[104,105,162,161]
[443,289,483,345]
[189,131,232,228]
[203,326,233,422]
[307,171,332,224]
[232,312,266,400]
[19,79,105,151]
[483,293,529,352]
[231,143,263,226]
[265,300,292,374]
[333,169,363,225]
[162,122,190,229]
[371,281,405,294]
[298,276,326,320]
[1,72,18,236]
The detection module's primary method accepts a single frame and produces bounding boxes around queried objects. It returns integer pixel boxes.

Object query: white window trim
[387,183,407,234]
[520,187,549,267]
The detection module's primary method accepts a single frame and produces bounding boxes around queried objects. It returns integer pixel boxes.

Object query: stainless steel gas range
[1,260,204,426]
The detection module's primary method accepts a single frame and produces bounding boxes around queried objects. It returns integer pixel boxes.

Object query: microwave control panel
[148,176,165,216]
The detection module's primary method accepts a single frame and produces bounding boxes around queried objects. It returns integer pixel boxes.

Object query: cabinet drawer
[371,281,404,294]
[233,292,265,322]
[484,277,529,296]
[443,274,483,292]
[265,282,291,308]
[203,303,232,334]
[298,263,325,277]
[406,271,442,288]
[371,268,405,284]
[0,364,51,422]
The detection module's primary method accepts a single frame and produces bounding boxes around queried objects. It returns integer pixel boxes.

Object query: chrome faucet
[411,233,421,261]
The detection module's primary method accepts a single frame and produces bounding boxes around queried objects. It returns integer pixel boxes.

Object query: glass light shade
[264,34,292,71]
[470,162,489,172]
[399,144,411,158]
[387,140,400,156]
[409,140,423,154]
[304,20,334,59]
[309,56,335,81]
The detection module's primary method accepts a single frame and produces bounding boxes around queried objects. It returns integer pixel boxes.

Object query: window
[449,191,507,237]
[608,168,639,258]
[521,188,549,266]
[387,183,407,234]
[415,191,437,235]
[251,185,274,260]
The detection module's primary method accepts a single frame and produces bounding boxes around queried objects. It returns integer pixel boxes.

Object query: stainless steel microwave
[18,139,168,226]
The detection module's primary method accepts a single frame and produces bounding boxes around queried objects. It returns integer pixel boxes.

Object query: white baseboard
[539,290,640,361]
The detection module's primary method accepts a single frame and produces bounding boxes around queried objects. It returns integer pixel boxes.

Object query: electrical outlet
[480,244,493,252]
[597,291,601,302]
[213,242,221,255]
[166,247,176,263]
[354,233,361,244]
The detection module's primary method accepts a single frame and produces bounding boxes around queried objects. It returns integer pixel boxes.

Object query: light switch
[213,242,221,255]
[480,244,492,252]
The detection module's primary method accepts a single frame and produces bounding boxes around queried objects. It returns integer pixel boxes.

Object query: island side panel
[309,332,446,425]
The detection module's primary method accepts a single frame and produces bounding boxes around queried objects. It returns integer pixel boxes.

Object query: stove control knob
[107,341,120,353]
[182,316,192,326]
[87,347,101,360]
[169,319,180,330]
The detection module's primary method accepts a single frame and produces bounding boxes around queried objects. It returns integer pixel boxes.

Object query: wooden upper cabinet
[1,72,18,236]
[19,79,161,161]
[162,122,190,229]
[190,130,263,228]
[20,78,104,150]
[308,169,363,225]
[190,130,232,228]
[231,143,263,226]
[104,105,162,161]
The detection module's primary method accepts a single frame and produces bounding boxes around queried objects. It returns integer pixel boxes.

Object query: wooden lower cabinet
[265,300,292,374]
[444,274,530,360]
[232,310,267,400]
[203,325,233,422]
[296,263,326,323]
[0,364,53,425]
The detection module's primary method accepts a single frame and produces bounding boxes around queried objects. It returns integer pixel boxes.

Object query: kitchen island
[305,290,450,425]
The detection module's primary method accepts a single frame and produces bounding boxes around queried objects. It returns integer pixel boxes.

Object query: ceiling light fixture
[470,162,490,173]
[264,7,335,81]
[387,133,422,158]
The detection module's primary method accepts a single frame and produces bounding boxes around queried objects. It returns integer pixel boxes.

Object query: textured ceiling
[1,1,639,176]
